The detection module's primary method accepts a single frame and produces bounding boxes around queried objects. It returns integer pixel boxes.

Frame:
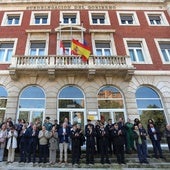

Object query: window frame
[29,41,46,56]
[124,38,152,64]
[145,11,169,26]
[154,38,170,64]
[95,41,112,56]
[30,11,51,25]
[89,11,110,25]
[0,38,17,63]
[60,11,80,25]
[1,12,23,26]
[117,11,140,26]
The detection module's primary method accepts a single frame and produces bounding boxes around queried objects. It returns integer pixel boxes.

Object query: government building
[0,0,170,130]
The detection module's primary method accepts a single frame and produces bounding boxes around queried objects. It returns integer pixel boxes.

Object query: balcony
[9,55,135,81]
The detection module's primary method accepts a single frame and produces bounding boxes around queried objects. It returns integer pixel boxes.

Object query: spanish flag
[71,39,91,61]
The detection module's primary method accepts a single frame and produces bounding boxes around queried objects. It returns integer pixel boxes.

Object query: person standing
[58,122,70,164]
[98,123,110,164]
[49,126,58,164]
[19,124,27,163]
[148,123,164,159]
[70,124,81,166]
[133,125,149,164]
[164,124,170,153]
[105,119,114,155]
[6,126,18,163]
[125,118,134,154]
[85,124,96,165]
[112,123,126,164]
[43,117,53,131]
[38,125,50,163]
[0,123,7,162]
[27,124,39,163]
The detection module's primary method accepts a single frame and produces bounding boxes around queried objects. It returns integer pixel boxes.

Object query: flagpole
[81,22,84,43]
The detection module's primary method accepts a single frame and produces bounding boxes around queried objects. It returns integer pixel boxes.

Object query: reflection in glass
[32,111,43,124]
[0,86,7,97]
[19,111,29,122]
[59,86,84,98]
[59,99,84,108]
[20,86,45,98]
[98,86,122,99]
[98,86,124,109]
[98,100,123,109]
[136,86,166,136]
[19,99,45,108]
[136,99,162,109]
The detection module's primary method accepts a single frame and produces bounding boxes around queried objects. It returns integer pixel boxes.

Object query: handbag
[0,137,5,143]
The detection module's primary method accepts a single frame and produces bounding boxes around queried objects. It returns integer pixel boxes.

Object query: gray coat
[49,131,58,150]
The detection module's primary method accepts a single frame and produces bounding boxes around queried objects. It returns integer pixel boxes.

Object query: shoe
[144,160,149,164]
[121,161,126,164]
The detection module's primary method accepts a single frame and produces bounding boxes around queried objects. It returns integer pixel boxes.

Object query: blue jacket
[58,127,70,143]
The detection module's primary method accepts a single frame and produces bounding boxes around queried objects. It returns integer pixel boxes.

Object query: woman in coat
[0,123,7,162]
[6,126,18,163]
[49,126,58,164]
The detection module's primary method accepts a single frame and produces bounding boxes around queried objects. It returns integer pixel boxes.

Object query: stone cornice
[134,70,170,76]
[26,29,51,33]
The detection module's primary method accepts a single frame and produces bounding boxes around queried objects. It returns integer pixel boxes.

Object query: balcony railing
[9,55,135,80]
[10,55,134,69]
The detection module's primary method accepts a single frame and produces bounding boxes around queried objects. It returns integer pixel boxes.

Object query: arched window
[97,86,125,123]
[0,86,7,122]
[136,86,166,133]
[18,86,45,124]
[58,86,84,108]
[58,86,85,127]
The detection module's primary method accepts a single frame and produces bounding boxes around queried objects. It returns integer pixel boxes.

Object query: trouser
[0,148,5,161]
[86,145,95,164]
[115,145,125,164]
[49,149,57,163]
[59,142,68,162]
[39,144,48,163]
[136,143,147,162]
[152,140,163,157]
[7,148,15,162]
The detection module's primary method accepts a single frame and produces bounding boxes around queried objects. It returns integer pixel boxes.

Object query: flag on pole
[71,39,91,60]
[59,40,65,55]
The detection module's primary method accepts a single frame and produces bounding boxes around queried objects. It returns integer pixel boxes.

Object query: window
[159,42,170,62]
[98,86,124,109]
[60,11,80,25]
[127,42,145,62]
[63,41,71,55]
[135,86,166,135]
[155,39,170,64]
[1,12,23,26]
[117,12,139,26]
[0,86,7,122]
[63,14,76,24]
[58,86,85,108]
[35,15,48,24]
[30,11,51,25]
[124,38,152,64]
[89,12,110,25]
[92,14,105,24]
[0,42,14,62]
[145,12,169,26]
[18,86,45,124]
[29,42,46,56]
[95,42,111,56]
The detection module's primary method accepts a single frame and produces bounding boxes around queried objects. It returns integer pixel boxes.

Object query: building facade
[0,0,170,129]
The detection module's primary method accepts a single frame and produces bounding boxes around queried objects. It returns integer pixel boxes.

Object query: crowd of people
[0,116,170,167]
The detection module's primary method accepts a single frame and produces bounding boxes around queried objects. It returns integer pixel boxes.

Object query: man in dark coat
[70,124,81,166]
[26,124,39,163]
[112,123,126,164]
[148,123,164,159]
[85,124,96,165]
[98,123,110,164]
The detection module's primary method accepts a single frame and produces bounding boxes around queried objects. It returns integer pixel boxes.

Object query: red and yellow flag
[71,39,91,60]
